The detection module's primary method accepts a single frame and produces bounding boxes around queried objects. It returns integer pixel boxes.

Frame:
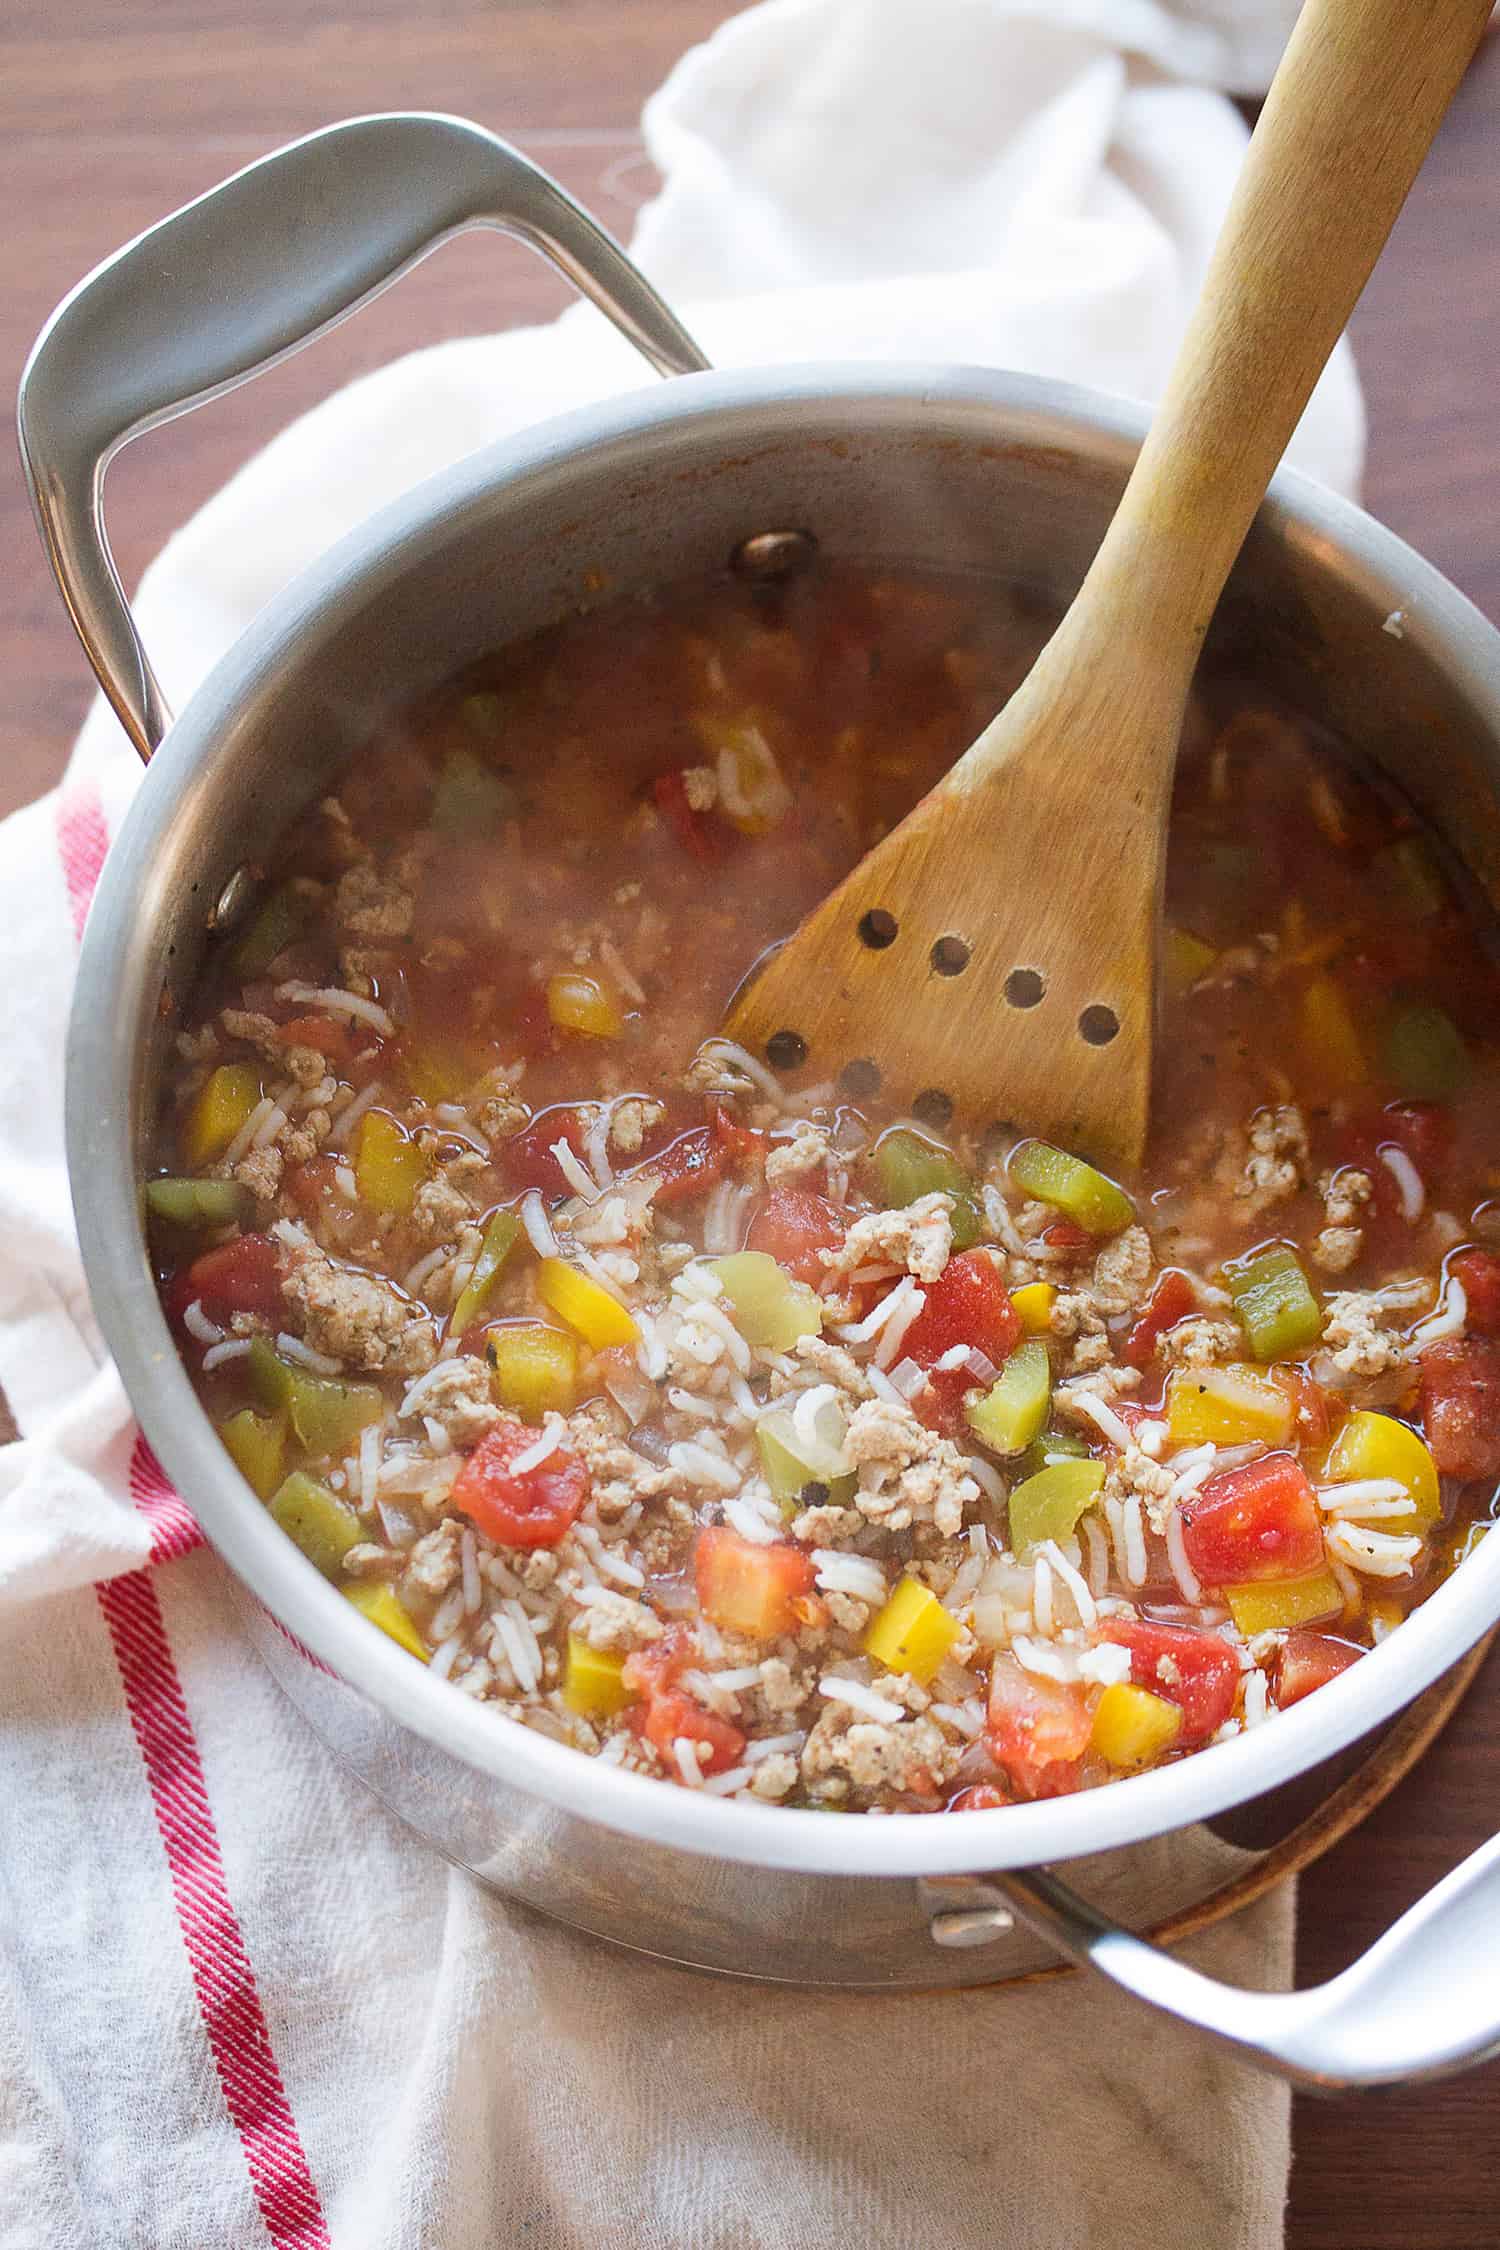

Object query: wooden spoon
[725,0,1492,1167]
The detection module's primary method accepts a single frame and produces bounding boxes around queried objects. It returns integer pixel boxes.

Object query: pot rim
[67,361,1500,1880]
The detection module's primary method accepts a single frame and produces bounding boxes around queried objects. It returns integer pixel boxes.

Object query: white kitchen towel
[0,0,1369,2240]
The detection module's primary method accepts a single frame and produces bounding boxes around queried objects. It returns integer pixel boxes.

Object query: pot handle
[16,112,709,761]
[961,1837,1500,2089]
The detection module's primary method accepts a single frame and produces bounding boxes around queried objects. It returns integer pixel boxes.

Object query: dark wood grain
[3,10,1499,2242]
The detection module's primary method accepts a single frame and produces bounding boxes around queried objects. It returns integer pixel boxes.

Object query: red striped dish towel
[0,0,1366,2239]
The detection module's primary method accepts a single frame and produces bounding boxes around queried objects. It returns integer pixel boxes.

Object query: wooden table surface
[5,6,1500,2240]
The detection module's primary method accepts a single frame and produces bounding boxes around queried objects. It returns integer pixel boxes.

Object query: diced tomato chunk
[652,768,726,862]
[1382,1100,1454,1179]
[709,1102,768,1167]
[273,1013,353,1068]
[1419,1338,1500,1481]
[985,1652,1092,1799]
[947,1782,1010,1812]
[695,1526,815,1640]
[1270,1363,1345,1448]
[167,1232,282,1329]
[646,1126,725,1208]
[1043,1219,1093,1252]
[623,1631,746,1778]
[494,1106,582,1197]
[450,1418,589,1548]
[638,1689,747,1778]
[1123,1269,1197,1369]
[901,1253,1022,1436]
[1273,1631,1363,1709]
[1180,1452,1325,1586]
[1095,1619,1240,1745]
[746,1185,847,1285]
[1451,1249,1500,1336]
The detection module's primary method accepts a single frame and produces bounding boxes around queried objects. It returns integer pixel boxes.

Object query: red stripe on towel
[57,782,328,2244]
[53,782,110,943]
[129,1430,205,1562]
[97,1571,331,2249]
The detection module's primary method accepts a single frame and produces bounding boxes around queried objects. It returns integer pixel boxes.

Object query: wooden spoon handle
[1084,0,1491,651]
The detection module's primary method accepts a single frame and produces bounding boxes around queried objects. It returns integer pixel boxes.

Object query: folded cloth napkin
[0,0,1367,2240]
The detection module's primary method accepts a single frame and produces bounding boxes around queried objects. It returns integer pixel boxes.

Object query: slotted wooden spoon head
[724,616,1178,1168]
[727,0,1491,1168]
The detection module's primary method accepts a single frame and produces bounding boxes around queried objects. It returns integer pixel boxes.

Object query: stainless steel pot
[20,113,1500,2088]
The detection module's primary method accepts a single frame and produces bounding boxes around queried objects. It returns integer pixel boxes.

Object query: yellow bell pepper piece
[183,1063,263,1168]
[1300,975,1366,1088]
[354,1110,427,1218]
[218,1407,286,1500]
[562,1634,633,1717]
[863,1577,961,1686]
[1091,1682,1183,1770]
[1226,1569,1343,1636]
[344,1581,429,1661]
[404,1041,472,1105]
[487,1322,579,1422]
[689,714,792,833]
[1164,928,1217,995]
[546,973,624,1039]
[1324,1410,1440,1533]
[1166,1364,1295,1449]
[536,1258,640,1348]
[1010,1281,1056,1335]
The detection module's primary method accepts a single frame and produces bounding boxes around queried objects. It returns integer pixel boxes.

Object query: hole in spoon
[912,1088,953,1132]
[1004,967,1046,1009]
[930,935,970,977]
[858,909,899,950]
[839,1058,883,1101]
[1078,1004,1120,1046]
[766,1029,809,1071]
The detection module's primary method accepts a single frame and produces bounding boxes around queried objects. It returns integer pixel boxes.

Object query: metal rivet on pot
[209,864,256,932]
[928,1906,1017,1949]
[730,529,818,582]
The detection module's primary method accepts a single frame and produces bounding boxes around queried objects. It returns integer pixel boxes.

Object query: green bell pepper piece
[1383,1003,1470,1100]
[1008,1141,1135,1235]
[145,1176,251,1231]
[431,746,516,834]
[966,1340,1051,1455]
[218,1407,286,1500]
[247,1337,383,1461]
[1224,1245,1324,1361]
[755,1405,855,1512]
[709,1253,823,1351]
[231,883,307,978]
[269,1470,362,1578]
[449,1209,523,1336]
[868,1128,983,1249]
[1018,1425,1092,1479]
[1008,1458,1107,1557]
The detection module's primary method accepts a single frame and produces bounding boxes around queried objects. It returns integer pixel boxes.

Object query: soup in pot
[147,559,1500,1812]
